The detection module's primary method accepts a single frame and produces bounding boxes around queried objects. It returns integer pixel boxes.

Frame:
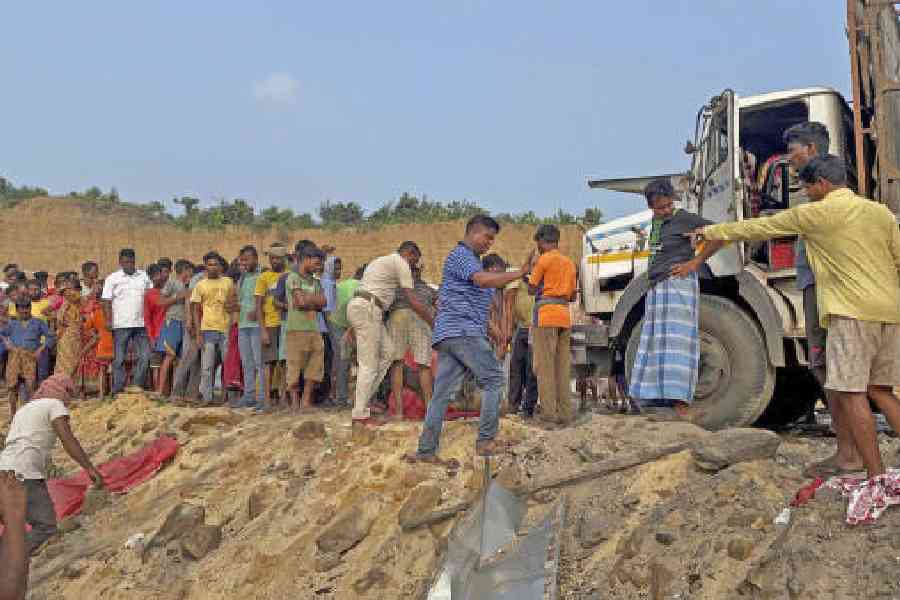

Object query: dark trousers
[25,479,57,554]
[508,326,538,415]
[314,332,333,403]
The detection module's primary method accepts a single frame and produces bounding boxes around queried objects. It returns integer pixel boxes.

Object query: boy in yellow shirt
[191,252,234,406]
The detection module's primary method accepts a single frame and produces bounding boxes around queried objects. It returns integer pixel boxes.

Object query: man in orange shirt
[528,224,578,426]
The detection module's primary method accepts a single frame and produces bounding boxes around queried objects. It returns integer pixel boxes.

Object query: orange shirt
[528,249,577,328]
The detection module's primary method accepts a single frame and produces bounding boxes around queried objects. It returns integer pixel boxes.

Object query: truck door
[694,90,743,276]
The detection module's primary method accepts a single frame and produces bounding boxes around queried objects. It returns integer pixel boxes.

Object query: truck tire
[625,294,775,430]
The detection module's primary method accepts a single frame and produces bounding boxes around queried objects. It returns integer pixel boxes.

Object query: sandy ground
[4,391,900,600]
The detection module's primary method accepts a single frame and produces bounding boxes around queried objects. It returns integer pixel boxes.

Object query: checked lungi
[628,273,699,404]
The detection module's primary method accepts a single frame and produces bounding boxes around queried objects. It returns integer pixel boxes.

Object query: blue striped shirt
[432,242,494,345]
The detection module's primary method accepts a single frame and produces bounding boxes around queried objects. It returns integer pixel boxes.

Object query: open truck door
[691,89,744,276]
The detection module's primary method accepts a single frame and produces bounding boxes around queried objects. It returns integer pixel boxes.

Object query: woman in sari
[54,281,84,377]
[79,280,114,397]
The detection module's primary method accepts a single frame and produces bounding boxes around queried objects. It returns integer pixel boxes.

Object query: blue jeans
[238,327,265,406]
[112,327,151,394]
[416,336,503,456]
[199,331,227,403]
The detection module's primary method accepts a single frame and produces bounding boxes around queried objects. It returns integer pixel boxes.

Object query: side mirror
[684,141,697,154]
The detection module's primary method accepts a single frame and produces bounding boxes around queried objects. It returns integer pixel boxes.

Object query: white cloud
[253,72,299,106]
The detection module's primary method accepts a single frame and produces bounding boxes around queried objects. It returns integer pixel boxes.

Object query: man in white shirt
[101,248,152,395]
[0,374,104,555]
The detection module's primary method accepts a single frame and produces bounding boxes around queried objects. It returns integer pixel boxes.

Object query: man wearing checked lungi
[628,178,724,418]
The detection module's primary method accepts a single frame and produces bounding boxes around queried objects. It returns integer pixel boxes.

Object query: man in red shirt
[144,264,167,390]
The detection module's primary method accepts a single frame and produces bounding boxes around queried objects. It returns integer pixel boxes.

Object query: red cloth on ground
[0,436,179,537]
[387,350,480,420]
[222,322,243,390]
[49,435,179,520]
[143,288,166,344]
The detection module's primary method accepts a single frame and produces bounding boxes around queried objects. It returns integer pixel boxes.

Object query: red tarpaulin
[48,435,179,520]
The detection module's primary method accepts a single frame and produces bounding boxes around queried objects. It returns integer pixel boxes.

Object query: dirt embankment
[12,392,900,600]
[0,197,583,282]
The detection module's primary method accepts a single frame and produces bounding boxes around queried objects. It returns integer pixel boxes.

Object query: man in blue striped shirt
[409,215,530,461]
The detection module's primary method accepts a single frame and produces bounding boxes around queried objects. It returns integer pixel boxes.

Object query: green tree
[319,200,364,227]
[582,207,603,227]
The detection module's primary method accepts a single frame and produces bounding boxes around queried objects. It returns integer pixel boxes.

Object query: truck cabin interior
[737,99,810,271]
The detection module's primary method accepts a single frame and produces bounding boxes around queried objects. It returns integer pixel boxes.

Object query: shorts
[825,316,900,392]
[6,349,36,388]
[387,309,433,366]
[156,319,184,357]
[802,286,826,370]
[262,326,281,363]
[285,330,324,385]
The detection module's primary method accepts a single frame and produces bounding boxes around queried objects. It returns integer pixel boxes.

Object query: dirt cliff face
[0,197,583,282]
[11,392,900,600]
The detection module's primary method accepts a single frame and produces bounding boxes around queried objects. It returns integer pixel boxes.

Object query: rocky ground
[4,391,900,600]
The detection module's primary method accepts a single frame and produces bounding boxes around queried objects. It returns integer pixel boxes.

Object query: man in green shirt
[236,245,266,411]
[285,247,327,412]
[328,264,364,406]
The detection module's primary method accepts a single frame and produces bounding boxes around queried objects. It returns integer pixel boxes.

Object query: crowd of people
[0,217,583,441]
[0,215,579,588]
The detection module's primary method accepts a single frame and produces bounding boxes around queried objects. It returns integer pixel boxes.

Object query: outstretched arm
[670,239,726,278]
[53,417,104,488]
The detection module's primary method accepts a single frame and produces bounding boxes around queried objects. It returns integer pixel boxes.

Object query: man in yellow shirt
[699,155,900,480]
[255,243,288,406]
[190,252,234,406]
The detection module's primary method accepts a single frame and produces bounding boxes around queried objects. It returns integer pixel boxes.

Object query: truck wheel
[754,367,818,428]
[625,294,775,430]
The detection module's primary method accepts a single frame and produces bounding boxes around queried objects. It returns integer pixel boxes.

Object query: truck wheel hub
[696,332,730,400]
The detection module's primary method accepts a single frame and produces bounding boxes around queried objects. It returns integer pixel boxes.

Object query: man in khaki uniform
[347,242,434,425]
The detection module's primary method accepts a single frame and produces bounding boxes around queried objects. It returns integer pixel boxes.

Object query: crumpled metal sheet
[427,480,565,600]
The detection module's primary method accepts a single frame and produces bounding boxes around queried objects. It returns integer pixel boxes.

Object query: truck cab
[575,1,900,430]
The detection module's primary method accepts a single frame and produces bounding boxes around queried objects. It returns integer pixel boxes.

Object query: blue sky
[0,1,850,221]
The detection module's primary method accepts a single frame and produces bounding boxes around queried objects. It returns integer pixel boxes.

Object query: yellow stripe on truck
[586,250,651,264]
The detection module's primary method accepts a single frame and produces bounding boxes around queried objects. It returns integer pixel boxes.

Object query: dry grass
[4,197,584,280]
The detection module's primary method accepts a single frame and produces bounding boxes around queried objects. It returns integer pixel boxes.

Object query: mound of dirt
[13,392,900,599]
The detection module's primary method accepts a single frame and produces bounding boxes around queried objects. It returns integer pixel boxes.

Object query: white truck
[573,0,900,429]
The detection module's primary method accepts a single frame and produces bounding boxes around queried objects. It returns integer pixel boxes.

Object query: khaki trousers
[347,296,394,419]
[532,327,573,424]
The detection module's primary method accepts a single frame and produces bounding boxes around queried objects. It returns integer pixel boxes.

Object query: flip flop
[476,439,514,457]
[803,457,863,478]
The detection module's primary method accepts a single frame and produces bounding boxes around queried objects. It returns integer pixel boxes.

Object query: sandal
[403,453,460,469]
[353,416,387,428]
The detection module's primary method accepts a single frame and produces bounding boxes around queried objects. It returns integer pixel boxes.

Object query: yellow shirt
[703,188,900,327]
[505,278,535,329]
[190,277,234,333]
[254,270,282,328]
[7,299,50,322]
[31,299,50,322]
